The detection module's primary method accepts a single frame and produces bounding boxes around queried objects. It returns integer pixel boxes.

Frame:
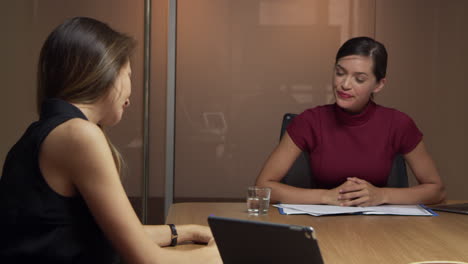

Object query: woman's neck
[71,101,104,125]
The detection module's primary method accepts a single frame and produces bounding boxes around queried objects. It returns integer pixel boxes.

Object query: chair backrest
[279,113,408,188]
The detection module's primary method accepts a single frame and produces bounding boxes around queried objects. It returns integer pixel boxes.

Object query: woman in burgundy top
[256,37,445,206]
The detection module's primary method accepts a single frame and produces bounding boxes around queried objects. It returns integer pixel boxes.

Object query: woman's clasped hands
[323,177,387,207]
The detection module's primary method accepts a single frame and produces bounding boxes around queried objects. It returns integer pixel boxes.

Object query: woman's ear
[373,78,386,94]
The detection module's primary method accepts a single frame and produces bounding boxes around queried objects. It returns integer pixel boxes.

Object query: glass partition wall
[174,0,376,202]
[2,0,467,226]
[0,0,151,219]
[173,0,468,203]
[0,0,378,224]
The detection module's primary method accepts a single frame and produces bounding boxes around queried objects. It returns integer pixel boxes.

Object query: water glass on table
[246,186,271,215]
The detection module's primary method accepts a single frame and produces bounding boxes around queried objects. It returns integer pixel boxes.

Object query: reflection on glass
[175,0,375,200]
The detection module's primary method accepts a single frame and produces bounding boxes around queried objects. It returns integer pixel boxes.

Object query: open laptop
[429,203,468,215]
[208,216,324,264]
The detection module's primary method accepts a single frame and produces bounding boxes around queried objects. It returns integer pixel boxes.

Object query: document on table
[274,204,436,216]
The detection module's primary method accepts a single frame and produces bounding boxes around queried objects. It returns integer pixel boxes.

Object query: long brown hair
[37,17,136,173]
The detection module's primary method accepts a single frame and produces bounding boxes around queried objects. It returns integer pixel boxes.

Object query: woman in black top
[0,17,221,263]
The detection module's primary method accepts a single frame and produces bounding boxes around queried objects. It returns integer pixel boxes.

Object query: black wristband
[168,224,178,246]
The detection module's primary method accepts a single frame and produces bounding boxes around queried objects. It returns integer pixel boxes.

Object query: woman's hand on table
[178,224,214,244]
[322,180,360,205]
[337,177,387,206]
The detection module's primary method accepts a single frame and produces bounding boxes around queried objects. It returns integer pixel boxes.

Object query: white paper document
[274,204,435,216]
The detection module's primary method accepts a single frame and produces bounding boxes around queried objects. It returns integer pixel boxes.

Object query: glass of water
[246,186,272,215]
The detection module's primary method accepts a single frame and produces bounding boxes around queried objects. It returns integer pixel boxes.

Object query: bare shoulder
[53,118,106,144]
[41,118,111,173]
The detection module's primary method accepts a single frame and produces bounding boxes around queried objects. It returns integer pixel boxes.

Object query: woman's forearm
[383,183,446,205]
[258,179,327,204]
[143,224,211,247]
[143,225,172,246]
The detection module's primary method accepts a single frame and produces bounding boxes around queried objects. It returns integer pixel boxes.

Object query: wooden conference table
[166,202,468,264]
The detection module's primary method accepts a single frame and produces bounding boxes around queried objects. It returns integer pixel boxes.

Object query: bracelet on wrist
[168,224,178,246]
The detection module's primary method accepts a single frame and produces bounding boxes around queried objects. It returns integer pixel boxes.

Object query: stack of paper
[274,204,436,216]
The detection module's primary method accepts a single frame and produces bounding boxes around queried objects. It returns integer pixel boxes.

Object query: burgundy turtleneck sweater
[287,101,422,189]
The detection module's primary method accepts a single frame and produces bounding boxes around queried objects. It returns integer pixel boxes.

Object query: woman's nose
[341,77,352,90]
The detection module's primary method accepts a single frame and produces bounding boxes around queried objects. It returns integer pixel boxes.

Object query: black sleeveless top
[0,99,119,263]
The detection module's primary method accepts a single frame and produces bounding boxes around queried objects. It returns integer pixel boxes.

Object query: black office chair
[279,113,408,188]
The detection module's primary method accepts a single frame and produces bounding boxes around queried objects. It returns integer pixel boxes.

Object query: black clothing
[0,99,118,263]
